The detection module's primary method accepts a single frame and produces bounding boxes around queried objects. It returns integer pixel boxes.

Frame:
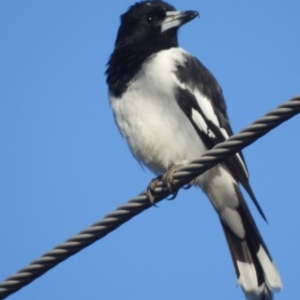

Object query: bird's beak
[161,10,199,33]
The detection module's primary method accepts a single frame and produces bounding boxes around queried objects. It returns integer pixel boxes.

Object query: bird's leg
[163,164,196,197]
[146,176,163,205]
[147,164,194,204]
[161,164,185,200]
[146,170,179,204]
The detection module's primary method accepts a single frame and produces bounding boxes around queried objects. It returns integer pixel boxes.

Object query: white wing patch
[195,90,229,136]
[191,108,215,139]
[193,88,249,178]
[173,51,249,177]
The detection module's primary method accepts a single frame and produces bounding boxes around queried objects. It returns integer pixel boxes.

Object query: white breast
[109,47,207,174]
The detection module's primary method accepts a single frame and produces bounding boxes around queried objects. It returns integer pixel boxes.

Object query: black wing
[174,54,266,221]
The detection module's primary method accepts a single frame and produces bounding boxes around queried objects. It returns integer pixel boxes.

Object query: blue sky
[1,1,300,299]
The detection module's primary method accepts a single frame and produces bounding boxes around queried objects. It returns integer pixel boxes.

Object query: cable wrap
[0,95,299,299]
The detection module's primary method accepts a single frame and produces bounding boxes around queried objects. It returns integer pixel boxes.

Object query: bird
[106,1,282,299]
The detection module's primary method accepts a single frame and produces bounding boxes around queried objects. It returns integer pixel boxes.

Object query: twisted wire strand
[0,95,299,299]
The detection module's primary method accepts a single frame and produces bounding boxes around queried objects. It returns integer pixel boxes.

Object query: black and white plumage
[106,1,282,299]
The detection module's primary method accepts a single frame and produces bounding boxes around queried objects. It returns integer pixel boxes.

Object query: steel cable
[0,95,299,299]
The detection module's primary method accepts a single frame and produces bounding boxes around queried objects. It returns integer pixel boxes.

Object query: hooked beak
[161,10,199,33]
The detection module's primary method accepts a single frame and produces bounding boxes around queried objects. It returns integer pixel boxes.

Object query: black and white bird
[106,1,282,299]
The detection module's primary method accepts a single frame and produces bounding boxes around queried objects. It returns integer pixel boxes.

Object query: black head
[115,1,198,51]
[106,1,198,97]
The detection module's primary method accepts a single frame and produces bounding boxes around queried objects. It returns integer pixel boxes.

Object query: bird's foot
[147,164,193,204]
[146,176,163,205]
[162,164,185,200]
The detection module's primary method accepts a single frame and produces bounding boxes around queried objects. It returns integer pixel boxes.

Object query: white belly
[109,48,207,174]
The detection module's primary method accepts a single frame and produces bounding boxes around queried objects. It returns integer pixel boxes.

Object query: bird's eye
[146,15,156,24]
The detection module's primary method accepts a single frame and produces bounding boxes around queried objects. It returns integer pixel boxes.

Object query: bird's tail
[199,165,282,299]
[221,185,282,300]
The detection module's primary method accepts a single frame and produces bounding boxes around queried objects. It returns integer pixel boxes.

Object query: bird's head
[114,1,199,50]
